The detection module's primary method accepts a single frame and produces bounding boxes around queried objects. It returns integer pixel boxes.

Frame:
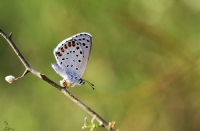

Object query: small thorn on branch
[8,32,13,39]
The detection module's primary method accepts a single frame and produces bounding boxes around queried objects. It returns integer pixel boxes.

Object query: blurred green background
[1,0,200,131]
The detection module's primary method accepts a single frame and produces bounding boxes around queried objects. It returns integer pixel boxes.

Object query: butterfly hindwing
[53,39,84,78]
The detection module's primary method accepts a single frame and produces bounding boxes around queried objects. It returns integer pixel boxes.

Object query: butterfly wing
[52,32,92,85]
[53,37,85,80]
[73,33,92,78]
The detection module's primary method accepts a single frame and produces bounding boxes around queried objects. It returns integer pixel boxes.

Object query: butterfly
[51,33,94,89]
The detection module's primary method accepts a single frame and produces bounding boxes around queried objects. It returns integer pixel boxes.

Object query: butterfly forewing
[73,33,92,77]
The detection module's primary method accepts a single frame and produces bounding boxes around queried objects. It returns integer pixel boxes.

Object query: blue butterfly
[52,33,94,89]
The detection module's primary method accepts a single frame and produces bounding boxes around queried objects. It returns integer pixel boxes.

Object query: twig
[0,29,117,131]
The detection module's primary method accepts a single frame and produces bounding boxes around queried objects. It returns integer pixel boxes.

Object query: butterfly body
[52,33,92,88]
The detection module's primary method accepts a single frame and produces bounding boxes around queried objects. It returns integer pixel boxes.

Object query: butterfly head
[78,78,85,85]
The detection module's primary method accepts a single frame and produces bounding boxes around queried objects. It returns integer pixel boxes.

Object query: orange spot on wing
[68,42,72,47]
[56,52,62,57]
[60,47,65,52]
[64,44,68,49]
[72,42,76,47]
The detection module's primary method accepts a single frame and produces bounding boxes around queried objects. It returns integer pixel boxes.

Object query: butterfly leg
[60,79,71,88]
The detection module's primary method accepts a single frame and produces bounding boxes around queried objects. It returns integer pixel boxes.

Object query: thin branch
[0,29,117,131]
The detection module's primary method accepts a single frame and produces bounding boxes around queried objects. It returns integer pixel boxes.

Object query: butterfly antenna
[83,79,95,90]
